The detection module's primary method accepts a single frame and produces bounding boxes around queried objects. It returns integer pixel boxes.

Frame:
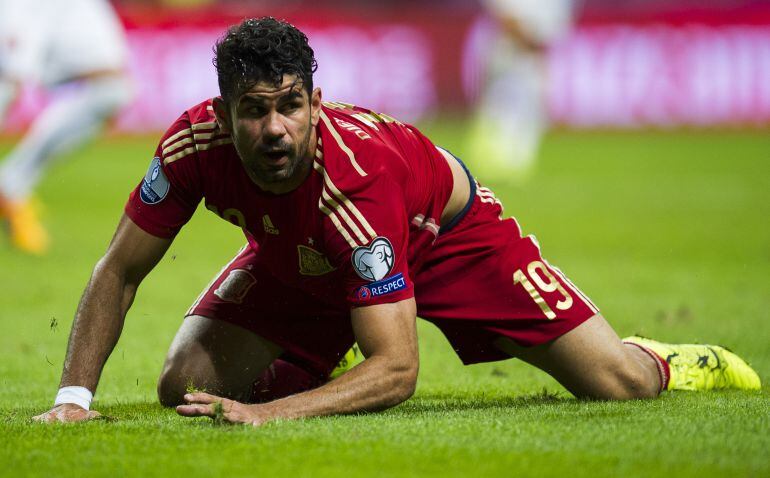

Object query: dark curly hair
[214,17,318,103]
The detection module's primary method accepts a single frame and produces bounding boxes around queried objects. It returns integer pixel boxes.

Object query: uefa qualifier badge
[140,157,170,204]
[351,236,394,281]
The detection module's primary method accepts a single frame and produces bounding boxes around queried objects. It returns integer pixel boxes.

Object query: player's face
[216,75,322,193]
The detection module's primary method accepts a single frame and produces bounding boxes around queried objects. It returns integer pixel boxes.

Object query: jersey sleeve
[320,160,414,309]
[124,114,203,238]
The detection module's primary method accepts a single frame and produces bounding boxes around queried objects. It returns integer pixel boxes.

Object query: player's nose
[263,110,287,139]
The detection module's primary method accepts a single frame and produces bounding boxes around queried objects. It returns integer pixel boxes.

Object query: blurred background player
[0,0,132,254]
[468,0,574,181]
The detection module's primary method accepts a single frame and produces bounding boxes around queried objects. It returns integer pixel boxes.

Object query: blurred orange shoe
[0,195,50,255]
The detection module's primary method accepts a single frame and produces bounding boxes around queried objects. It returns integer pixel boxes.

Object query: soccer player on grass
[34,18,760,424]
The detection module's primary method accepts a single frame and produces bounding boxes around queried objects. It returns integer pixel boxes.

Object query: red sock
[249,359,327,403]
[624,342,671,393]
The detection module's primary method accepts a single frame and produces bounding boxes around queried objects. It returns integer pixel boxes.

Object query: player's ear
[310,87,322,127]
[212,97,232,134]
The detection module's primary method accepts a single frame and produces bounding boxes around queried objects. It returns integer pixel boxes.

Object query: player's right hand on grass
[32,403,102,423]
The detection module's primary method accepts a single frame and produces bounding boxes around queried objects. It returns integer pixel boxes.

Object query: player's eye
[240,103,267,117]
[281,103,301,114]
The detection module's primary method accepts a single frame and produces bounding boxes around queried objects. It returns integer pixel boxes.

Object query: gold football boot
[0,195,49,255]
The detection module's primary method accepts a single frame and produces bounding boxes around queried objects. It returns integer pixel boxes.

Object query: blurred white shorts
[0,0,128,85]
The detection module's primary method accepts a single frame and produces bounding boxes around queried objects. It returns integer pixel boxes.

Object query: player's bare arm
[176,298,419,426]
[33,215,172,422]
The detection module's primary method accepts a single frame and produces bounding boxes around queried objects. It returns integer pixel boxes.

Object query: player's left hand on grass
[176,392,269,426]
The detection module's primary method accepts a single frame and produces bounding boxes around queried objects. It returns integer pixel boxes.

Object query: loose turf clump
[211,400,227,426]
[185,377,208,395]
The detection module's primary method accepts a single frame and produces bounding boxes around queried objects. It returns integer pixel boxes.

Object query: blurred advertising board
[547,25,770,127]
[3,3,770,130]
[112,5,471,131]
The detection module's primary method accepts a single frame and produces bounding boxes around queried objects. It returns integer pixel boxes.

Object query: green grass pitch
[1,127,768,477]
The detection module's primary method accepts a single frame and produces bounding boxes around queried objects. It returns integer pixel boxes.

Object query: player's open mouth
[263,151,288,164]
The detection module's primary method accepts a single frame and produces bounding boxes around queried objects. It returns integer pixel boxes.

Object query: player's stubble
[241,118,313,188]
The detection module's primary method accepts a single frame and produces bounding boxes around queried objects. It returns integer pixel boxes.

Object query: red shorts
[188,192,599,376]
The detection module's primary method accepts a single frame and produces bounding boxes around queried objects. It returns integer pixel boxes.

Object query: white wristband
[54,386,93,410]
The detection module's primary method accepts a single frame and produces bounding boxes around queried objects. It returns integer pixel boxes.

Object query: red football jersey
[125,99,455,308]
